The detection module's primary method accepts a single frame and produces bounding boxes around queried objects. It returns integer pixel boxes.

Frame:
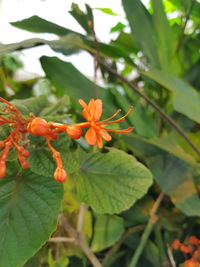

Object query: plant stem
[77,202,88,233]
[103,225,145,267]
[98,59,200,157]
[60,214,102,267]
[129,193,164,267]
[48,237,75,243]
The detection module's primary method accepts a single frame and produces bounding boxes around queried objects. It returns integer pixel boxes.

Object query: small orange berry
[172,239,181,250]
[0,161,6,178]
[188,236,200,246]
[180,244,193,254]
[184,258,199,267]
[54,167,67,182]
[18,153,29,169]
[66,126,82,139]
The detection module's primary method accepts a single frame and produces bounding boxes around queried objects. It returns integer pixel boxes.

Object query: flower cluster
[0,98,133,182]
[172,236,200,267]
[0,97,30,178]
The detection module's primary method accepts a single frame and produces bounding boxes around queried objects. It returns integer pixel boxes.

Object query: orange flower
[78,99,133,148]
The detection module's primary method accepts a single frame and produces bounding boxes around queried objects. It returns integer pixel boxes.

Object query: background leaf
[149,154,200,216]
[143,68,200,123]
[91,214,124,252]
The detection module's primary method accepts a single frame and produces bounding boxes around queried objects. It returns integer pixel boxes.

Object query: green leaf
[11,95,49,116]
[10,16,134,65]
[40,56,117,116]
[151,0,178,73]
[110,22,126,33]
[91,214,124,252]
[95,8,119,16]
[149,154,200,216]
[28,135,76,177]
[123,134,198,167]
[0,38,48,56]
[0,170,63,267]
[69,3,94,34]
[142,68,200,123]
[75,148,153,214]
[122,0,159,67]
[11,16,76,36]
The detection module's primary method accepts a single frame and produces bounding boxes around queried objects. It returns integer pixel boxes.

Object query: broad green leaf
[122,134,198,167]
[75,148,153,214]
[10,16,134,64]
[28,136,76,178]
[91,214,124,252]
[122,0,159,67]
[40,56,117,116]
[149,154,200,216]
[0,170,63,267]
[143,68,200,123]
[11,95,49,116]
[28,148,55,178]
[40,56,102,100]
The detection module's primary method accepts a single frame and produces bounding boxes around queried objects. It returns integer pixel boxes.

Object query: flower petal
[99,129,112,141]
[94,99,102,122]
[85,127,97,146]
[97,134,103,148]
[87,99,95,121]
[78,99,87,109]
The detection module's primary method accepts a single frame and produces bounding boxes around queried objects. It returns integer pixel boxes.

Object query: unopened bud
[172,239,180,250]
[18,153,29,169]
[19,147,30,157]
[54,167,67,182]
[66,126,82,139]
[0,161,6,178]
[27,118,57,140]
[188,236,199,245]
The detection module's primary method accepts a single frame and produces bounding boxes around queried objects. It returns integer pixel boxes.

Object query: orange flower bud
[27,118,58,140]
[54,167,67,182]
[188,236,200,246]
[184,258,199,267]
[172,239,181,250]
[0,161,6,178]
[18,153,29,169]
[180,244,193,254]
[66,126,82,139]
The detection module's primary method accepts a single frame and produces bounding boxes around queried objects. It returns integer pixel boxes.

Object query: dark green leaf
[11,16,77,36]
[149,154,200,216]
[91,214,124,252]
[122,0,159,67]
[0,170,63,267]
[142,68,200,123]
